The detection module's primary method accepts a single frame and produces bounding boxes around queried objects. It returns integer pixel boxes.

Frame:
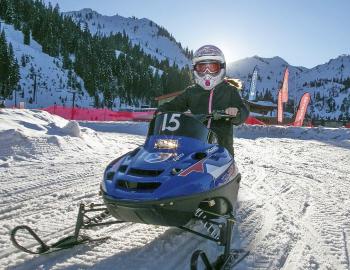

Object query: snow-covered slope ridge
[227,55,350,120]
[1,22,93,109]
[64,8,191,68]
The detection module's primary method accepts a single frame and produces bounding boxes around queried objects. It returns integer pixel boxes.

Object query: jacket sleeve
[157,89,190,113]
[230,88,250,125]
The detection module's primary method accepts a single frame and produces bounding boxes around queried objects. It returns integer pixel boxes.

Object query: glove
[212,111,221,121]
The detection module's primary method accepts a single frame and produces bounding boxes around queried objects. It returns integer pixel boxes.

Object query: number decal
[162,114,168,131]
[161,114,181,131]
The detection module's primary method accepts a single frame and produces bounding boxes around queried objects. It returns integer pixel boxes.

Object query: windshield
[148,113,210,142]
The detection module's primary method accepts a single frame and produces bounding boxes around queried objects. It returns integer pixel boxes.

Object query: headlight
[154,139,178,149]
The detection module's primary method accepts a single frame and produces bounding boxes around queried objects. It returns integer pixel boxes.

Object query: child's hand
[225,107,238,116]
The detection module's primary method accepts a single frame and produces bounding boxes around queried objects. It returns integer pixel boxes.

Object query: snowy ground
[0,109,349,270]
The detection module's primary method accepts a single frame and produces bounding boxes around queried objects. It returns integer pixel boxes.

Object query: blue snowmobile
[11,112,249,269]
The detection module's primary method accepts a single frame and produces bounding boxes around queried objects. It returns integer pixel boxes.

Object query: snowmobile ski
[10,203,124,255]
[191,249,250,270]
[189,214,249,270]
[10,225,105,254]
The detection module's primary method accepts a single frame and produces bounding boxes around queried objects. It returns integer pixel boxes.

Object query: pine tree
[5,0,15,23]
[8,43,20,94]
[0,31,20,98]
[0,30,10,97]
[62,50,72,69]
[23,24,31,45]
[0,0,8,19]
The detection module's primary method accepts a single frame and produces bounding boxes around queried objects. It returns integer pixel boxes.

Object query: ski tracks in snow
[235,138,350,270]
[0,130,145,269]
[1,117,350,270]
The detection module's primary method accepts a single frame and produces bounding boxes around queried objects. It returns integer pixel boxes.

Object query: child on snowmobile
[157,45,249,157]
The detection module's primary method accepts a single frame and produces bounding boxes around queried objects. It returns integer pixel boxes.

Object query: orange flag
[277,90,283,124]
[281,68,289,103]
[294,93,311,127]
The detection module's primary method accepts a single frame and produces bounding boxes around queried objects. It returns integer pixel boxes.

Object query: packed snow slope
[0,109,350,270]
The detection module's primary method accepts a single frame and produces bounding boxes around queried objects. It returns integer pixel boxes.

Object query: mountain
[0,2,192,110]
[1,21,93,109]
[227,55,350,120]
[64,9,192,68]
[1,2,349,121]
[228,56,307,100]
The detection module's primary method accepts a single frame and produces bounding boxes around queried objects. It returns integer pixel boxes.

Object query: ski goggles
[194,62,224,74]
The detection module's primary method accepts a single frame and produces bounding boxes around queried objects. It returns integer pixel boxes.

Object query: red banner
[41,105,266,125]
[281,68,289,103]
[277,90,283,124]
[294,93,311,127]
[42,105,155,121]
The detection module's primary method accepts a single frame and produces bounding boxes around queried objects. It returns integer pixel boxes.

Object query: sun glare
[215,42,238,64]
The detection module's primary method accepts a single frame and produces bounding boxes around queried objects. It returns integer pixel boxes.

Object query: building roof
[246,100,278,109]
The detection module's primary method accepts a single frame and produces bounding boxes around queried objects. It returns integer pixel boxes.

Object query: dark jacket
[158,81,249,153]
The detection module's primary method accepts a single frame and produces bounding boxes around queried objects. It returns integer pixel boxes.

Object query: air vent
[193,152,207,160]
[117,180,161,192]
[128,168,163,177]
[118,165,128,173]
[106,172,115,180]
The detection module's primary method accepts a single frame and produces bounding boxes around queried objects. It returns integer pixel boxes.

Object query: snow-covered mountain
[2,21,93,109]
[227,55,350,120]
[2,4,349,121]
[64,8,191,68]
[228,56,307,100]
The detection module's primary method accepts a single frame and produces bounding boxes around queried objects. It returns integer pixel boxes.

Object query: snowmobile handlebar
[153,110,240,126]
[208,110,238,121]
[154,110,238,121]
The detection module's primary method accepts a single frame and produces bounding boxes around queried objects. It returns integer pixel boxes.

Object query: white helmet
[192,45,226,90]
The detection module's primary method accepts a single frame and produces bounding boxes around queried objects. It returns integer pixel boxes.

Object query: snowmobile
[10,112,249,269]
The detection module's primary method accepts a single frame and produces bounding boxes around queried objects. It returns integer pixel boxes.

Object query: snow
[1,109,350,269]
[115,49,124,58]
[149,65,164,76]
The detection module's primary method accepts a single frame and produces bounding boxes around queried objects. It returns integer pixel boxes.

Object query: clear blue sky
[45,0,350,68]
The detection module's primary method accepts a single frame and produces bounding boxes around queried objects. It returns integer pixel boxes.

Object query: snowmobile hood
[102,134,238,201]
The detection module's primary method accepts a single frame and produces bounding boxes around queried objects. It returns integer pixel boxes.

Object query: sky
[44,0,350,68]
